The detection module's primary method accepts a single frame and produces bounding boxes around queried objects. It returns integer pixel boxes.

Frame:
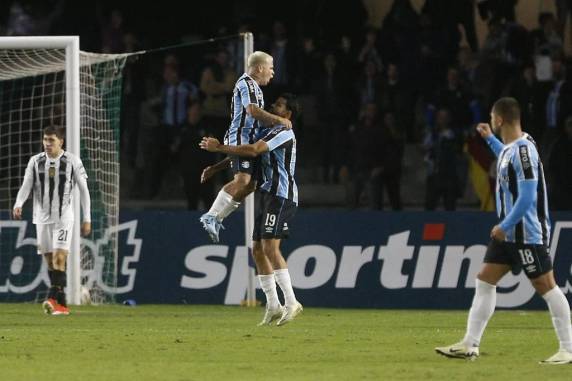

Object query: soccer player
[199,51,292,243]
[13,126,91,316]
[200,94,302,326]
[435,97,572,364]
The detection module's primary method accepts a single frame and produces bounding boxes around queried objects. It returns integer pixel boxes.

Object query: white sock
[207,190,239,221]
[258,274,280,309]
[274,269,297,307]
[543,286,572,352]
[462,279,496,347]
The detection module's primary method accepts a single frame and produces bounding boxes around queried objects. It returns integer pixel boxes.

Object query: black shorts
[230,155,258,175]
[252,191,297,241]
[484,240,553,279]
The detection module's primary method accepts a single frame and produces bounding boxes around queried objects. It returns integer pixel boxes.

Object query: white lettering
[288,245,336,289]
[438,245,486,288]
[181,245,228,289]
[335,246,375,288]
[412,246,440,288]
[378,232,414,289]
[224,246,251,304]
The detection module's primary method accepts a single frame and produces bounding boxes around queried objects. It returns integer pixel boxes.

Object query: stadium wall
[1,211,571,309]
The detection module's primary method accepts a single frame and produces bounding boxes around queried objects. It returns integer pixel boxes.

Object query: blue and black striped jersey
[494,134,550,245]
[225,73,264,146]
[259,126,298,204]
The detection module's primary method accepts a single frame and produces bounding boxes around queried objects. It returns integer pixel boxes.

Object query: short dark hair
[492,97,520,124]
[43,126,65,140]
[279,93,300,120]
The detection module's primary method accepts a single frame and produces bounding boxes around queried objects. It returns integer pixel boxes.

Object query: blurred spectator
[531,12,563,57]
[199,49,236,139]
[547,116,572,210]
[509,63,549,139]
[423,108,463,211]
[311,0,367,46]
[456,0,479,53]
[267,21,295,100]
[99,8,125,53]
[358,27,383,71]
[147,57,199,198]
[380,63,415,141]
[544,52,572,154]
[296,36,322,94]
[6,0,64,36]
[121,32,146,168]
[340,102,384,209]
[336,35,359,84]
[477,0,517,22]
[418,12,447,98]
[457,46,478,90]
[369,111,404,210]
[421,0,461,65]
[132,78,162,199]
[357,60,383,107]
[433,66,473,133]
[179,101,216,210]
[480,17,507,62]
[315,53,348,183]
[555,0,572,37]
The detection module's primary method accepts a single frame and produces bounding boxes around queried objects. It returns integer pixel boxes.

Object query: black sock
[47,270,58,299]
[52,270,67,307]
[56,289,67,307]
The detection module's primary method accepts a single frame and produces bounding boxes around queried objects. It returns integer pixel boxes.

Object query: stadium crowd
[1,0,571,211]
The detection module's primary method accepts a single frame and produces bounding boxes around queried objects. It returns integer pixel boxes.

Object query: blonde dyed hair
[247,51,273,69]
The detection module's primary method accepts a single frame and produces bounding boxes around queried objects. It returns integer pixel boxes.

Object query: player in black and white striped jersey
[13,126,91,316]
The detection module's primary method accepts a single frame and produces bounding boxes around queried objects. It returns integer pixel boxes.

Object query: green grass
[0,304,570,380]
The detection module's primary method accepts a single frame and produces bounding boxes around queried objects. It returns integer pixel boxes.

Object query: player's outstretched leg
[199,213,224,243]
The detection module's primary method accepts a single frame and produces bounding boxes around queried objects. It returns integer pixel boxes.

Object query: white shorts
[36,220,74,255]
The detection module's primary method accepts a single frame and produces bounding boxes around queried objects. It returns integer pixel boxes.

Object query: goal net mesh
[0,48,128,303]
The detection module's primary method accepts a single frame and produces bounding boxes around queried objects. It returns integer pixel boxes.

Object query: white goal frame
[0,36,82,305]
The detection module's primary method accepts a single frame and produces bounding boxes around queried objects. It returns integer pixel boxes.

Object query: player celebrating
[13,126,91,315]
[200,94,302,326]
[435,97,572,364]
[200,51,292,243]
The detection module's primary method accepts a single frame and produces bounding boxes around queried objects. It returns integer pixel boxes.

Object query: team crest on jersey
[241,161,250,169]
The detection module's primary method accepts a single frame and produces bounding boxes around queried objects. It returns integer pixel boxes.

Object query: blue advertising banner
[1,211,571,309]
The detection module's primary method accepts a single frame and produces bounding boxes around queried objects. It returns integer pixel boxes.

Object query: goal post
[0,36,128,305]
[242,32,257,306]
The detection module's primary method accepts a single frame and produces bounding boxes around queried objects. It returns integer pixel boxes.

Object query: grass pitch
[0,304,570,380]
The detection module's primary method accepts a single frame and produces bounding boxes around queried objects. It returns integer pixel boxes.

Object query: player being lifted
[200,94,302,326]
[13,126,91,315]
[199,51,292,243]
[435,97,572,364]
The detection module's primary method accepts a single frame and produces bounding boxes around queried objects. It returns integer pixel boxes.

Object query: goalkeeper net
[0,40,128,304]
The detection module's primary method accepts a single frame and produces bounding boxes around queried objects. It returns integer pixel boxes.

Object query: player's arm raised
[200,137,268,158]
[476,123,504,157]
